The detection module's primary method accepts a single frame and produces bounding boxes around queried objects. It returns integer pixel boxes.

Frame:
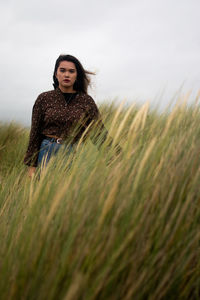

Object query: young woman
[24,54,121,178]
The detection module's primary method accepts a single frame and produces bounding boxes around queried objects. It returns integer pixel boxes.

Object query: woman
[24,54,121,178]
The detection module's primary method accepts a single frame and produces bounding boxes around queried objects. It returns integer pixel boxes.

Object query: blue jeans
[37,138,77,168]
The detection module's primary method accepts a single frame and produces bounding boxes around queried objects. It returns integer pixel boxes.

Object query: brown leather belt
[44,135,63,144]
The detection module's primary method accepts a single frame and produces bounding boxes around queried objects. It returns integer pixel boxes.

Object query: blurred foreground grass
[0,97,200,299]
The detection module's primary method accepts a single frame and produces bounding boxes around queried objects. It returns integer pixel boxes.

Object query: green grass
[0,98,200,299]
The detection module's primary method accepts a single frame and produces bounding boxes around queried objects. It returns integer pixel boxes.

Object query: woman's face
[56,60,77,92]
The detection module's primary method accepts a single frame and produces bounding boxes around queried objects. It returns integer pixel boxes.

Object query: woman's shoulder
[34,89,58,106]
[77,93,95,104]
[35,90,96,105]
[37,89,57,99]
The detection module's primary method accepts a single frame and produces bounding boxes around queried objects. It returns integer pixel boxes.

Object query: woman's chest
[43,100,86,122]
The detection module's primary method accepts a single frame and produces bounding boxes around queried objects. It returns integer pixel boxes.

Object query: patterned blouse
[24,87,109,167]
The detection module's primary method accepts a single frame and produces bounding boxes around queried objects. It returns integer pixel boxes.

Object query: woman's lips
[64,79,70,82]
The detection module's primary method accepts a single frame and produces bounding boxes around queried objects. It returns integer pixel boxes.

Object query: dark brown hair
[53,54,95,94]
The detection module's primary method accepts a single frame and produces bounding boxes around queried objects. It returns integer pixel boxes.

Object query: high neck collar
[55,87,80,96]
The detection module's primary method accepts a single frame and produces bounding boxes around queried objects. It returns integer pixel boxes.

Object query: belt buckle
[56,138,62,144]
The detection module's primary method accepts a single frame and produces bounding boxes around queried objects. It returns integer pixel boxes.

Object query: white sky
[0,0,200,125]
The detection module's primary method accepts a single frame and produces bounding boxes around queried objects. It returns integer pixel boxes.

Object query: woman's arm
[84,95,122,156]
[24,94,44,169]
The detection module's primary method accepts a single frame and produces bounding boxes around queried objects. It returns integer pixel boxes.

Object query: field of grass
[0,96,200,299]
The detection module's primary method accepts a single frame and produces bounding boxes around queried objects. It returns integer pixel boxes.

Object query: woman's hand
[28,166,36,178]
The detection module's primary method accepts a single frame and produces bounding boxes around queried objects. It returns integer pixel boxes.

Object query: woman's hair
[53,54,95,94]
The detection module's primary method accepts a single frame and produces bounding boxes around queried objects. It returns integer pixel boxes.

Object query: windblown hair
[53,54,95,94]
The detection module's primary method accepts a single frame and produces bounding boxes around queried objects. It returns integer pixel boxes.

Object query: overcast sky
[0,0,199,125]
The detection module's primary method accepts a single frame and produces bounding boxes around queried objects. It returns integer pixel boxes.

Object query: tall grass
[0,96,200,299]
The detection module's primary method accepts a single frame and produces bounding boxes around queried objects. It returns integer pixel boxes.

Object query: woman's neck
[59,86,76,93]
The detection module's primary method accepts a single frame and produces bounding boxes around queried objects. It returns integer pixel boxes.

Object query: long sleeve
[81,95,109,148]
[84,96,121,155]
[24,95,44,167]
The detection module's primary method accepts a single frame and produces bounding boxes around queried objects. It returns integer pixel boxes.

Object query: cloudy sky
[0,0,199,125]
